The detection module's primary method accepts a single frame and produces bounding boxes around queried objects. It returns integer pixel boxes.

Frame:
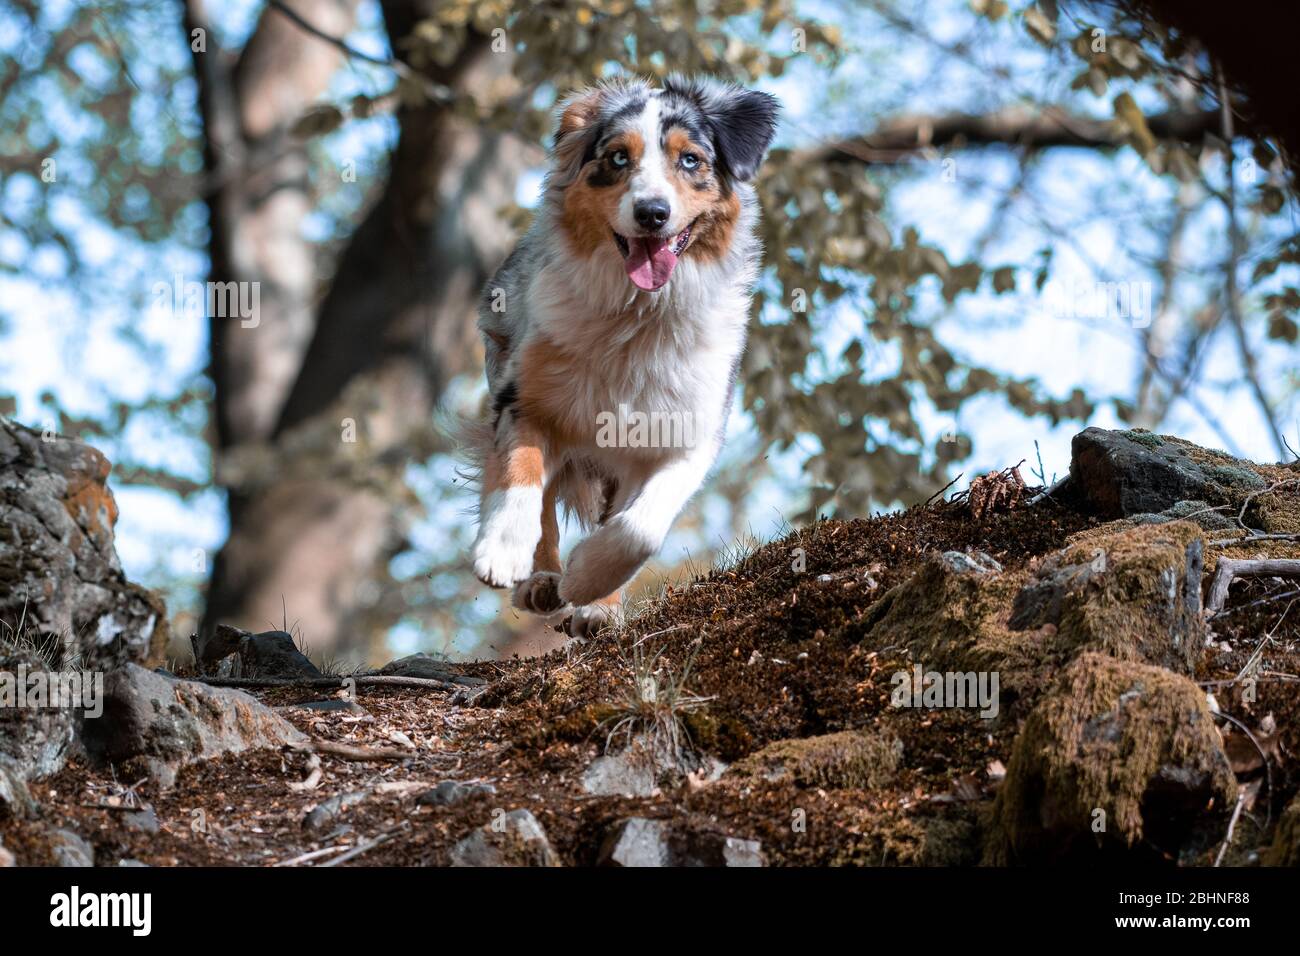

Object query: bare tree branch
[800,105,1221,166]
[1217,63,1286,458]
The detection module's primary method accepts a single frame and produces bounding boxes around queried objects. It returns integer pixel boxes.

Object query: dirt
[4,491,1299,867]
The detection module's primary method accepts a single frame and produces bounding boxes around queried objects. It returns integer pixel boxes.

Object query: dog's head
[549,75,779,292]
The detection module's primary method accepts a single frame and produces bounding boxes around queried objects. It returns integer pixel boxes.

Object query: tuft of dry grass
[0,599,81,670]
[598,631,714,766]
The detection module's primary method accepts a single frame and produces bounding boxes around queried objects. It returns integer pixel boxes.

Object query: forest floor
[6,457,1300,866]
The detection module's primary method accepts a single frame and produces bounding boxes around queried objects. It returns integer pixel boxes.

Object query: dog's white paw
[512,571,565,615]
[472,487,542,588]
[565,602,621,639]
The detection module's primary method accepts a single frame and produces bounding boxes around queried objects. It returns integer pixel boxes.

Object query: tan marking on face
[560,132,646,257]
[660,128,739,262]
[612,131,644,167]
[560,177,618,257]
[685,189,741,262]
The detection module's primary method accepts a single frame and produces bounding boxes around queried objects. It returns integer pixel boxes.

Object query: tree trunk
[192,1,527,657]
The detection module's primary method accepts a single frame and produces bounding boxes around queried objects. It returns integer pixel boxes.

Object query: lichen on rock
[0,419,169,669]
[1013,520,1206,673]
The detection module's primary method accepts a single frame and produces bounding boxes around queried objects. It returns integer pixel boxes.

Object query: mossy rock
[1263,794,1300,866]
[726,729,903,790]
[987,652,1235,863]
[1011,521,1206,673]
[680,709,754,762]
[829,807,982,866]
[844,552,1041,679]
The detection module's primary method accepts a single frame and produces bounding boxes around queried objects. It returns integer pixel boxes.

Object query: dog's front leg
[559,444,716,608]
[472,414,547,588]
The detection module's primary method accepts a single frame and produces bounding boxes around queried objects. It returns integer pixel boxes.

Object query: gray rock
[718,836,765,867]
[598,818,765,867]
[199,625,321,678]
[599,818,671,867]
[123,805,159,834]
[0,649,76,817]
[0,764,29,818]
[49,828,94,867]
[1063,427,1270,520]
[1008,522,1206,673]
[80,663,308,788]
[303,790,369,832]
[1129,499,1237,532]
[581,752,657,797]
[449,809,560,867]
[0,419,168,670]
[241,629,320,677]
[415,780,497,807]
[117,859,149,867]
[939,550,1003,574]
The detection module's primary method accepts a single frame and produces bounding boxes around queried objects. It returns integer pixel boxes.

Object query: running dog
[469,75,778,636]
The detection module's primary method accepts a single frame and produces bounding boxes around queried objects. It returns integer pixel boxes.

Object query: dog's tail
[436,404,493,506]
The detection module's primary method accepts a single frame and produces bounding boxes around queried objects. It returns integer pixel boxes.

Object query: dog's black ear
[667,76,779,182]
[707,87,780,182]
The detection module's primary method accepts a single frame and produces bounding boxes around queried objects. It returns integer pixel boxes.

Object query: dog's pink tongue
[625,236,678,291]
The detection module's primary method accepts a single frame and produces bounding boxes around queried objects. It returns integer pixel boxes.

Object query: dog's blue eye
[680,153,700,170]
[611,150,629,167]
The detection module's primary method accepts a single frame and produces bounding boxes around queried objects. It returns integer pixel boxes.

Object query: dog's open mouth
[613,223,693,292]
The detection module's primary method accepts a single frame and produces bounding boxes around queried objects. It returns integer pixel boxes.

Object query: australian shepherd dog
[469,75,779,637]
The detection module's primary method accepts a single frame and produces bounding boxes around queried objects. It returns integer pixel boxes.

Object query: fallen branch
[1211,587,1300,620]
[194,674,461,692]
[320,822,409,867]
[1206,558,1300,612]
[1211,710,1273,827]
[271,844,349,868]
[285,738,414,763]
[925,472,963,507]
[1209,533,1300,548]
[1213,786,1248,867]
[310,739,413,762]
[1200,671,1300,687]
[287,753,322,792]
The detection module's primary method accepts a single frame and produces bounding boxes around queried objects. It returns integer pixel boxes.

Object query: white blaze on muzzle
[615,93,692,291]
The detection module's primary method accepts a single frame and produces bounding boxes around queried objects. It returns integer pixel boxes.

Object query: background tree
[1,0,1295,663]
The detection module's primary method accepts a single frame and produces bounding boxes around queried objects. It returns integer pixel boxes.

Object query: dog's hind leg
[560,440,717,607]
[472,413,546,588]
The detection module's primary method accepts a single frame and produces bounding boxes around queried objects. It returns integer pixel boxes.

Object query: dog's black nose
[633,198,670,230]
